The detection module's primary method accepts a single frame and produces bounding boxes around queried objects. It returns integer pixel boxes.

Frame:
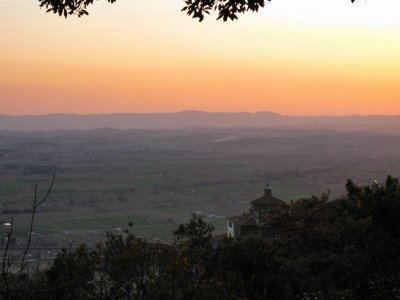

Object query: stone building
[226,186,283,238]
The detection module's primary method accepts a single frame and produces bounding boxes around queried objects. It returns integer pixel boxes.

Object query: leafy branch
[37,0,358,21]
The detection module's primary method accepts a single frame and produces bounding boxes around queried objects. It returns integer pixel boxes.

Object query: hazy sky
[1,0,400,115]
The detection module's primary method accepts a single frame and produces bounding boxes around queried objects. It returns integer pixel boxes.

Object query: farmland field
[1,128,400,246]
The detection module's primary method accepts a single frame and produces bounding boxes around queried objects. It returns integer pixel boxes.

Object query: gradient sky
[1,0,400,115]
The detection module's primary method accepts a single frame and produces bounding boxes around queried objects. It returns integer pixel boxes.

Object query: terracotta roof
[227,215,257,226]
[251,190,283,205]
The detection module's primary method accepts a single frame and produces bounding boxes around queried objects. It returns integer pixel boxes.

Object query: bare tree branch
[1,217,14,299]
[18,172,56,278]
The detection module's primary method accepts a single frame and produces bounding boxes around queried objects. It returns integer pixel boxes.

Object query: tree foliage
[38,0,357,21]
[38,0,117,18]
[2,176,400,299]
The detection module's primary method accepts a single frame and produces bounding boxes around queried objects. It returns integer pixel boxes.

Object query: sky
[1,0,400,116]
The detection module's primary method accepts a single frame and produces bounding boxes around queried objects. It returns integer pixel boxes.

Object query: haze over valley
[2,111,400,132]
[1,118,400,245]
[3,0,400,297]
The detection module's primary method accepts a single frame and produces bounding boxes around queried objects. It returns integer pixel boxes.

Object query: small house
[226,186,283,238]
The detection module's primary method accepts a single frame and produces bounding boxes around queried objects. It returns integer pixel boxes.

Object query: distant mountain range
[1,111,400,133]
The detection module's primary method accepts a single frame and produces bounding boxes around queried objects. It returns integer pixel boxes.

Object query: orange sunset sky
[1,0,400,116]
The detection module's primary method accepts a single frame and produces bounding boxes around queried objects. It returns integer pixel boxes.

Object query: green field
[2,128,400,244]
[31,215,226,241]
[0,181,29,197]
[36,215,153,231]
[155,205,187,214]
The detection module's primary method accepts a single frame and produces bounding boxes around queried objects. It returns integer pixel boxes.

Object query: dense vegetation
[2,176,400,299]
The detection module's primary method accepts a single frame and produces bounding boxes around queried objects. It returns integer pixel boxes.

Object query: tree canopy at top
[38,0,357,21]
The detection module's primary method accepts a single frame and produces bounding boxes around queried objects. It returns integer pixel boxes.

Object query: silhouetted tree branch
[38,0,357,21]
[1,217,14,299]
[0,173,55,299]
[18,172,56,278]
[38,0,117,18]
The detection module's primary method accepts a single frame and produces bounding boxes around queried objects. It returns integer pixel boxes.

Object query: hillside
[1,111,400,132]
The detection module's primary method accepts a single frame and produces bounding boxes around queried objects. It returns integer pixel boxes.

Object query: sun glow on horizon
[1,0,400,116]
